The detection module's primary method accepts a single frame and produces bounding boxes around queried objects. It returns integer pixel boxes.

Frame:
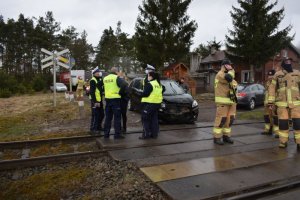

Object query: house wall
[190,53,201,73]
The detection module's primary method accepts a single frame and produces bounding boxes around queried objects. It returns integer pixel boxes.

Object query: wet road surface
[97,121,300,199]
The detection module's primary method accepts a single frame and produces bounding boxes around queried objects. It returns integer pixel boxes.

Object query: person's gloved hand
[225,73,233,82]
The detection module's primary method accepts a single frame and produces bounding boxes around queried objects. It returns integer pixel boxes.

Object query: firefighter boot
[223,135,234,144]
[279,142,288,148]
[214,138,224,145]
[261,126,273,135]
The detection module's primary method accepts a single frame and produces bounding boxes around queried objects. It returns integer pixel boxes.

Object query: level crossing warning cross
[41,48,70,107]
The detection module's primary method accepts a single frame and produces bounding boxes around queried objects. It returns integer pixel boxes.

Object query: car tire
[128,99,134,111]
[187,120,195,124]
[248,98,256,110]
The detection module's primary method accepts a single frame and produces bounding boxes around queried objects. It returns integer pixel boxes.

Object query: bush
[17,85,27,94]
[0,71,18,93]
[32,76,46,92]
[0,88,12,98]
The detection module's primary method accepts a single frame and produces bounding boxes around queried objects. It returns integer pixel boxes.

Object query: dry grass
[0,167,91,200]
[0,93,90,142]
[30,143,74,158]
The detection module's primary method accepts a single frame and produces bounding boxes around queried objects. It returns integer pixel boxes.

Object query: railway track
[0,121,264,172]
[0,150,107,171]
[0,120,263,149]
[2,120,298,200]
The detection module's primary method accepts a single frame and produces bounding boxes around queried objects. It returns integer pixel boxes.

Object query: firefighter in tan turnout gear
[262,69,279,136]
[268,58,300,150]
[213,59,237,145]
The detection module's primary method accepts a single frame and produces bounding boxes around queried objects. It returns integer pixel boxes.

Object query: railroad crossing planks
[101,122,300,200]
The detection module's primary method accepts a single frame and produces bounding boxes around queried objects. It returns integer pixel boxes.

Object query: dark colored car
[128,78,199,123]
[236,83,265,110]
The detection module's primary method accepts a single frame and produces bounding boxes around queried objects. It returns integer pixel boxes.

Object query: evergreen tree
[226,0,293,81]
[135,0,197,70]
[72,30,93,70]
[94,22,138,72]
[94,27,118,71]
[194,38,222,58]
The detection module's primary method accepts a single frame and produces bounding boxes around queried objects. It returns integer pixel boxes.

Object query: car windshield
[162,80,185,95]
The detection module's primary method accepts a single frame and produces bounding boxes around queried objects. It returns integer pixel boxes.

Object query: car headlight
[161,102,166,109]
[192,100,198,107]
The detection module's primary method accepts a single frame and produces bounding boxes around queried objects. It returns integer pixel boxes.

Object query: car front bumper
[158,106,199,122]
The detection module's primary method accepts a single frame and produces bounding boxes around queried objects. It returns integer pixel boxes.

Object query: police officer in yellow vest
[103,67,126,139]
[142,64,155,89]
[140,71,164,139]
[76,76,85,99]
[213,59,237,145]
[268,58,300,150]
[89,68,104,135]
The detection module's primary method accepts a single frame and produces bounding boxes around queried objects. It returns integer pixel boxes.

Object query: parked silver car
[237,83,265,110]
[50,82,68,92]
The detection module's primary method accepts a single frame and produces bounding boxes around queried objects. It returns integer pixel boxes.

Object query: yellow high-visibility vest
[103,74,121,99]
[141,80,163,104]
[89,77,101,102]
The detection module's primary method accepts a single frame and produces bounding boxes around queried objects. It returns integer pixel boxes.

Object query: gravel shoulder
[0,156,169,200]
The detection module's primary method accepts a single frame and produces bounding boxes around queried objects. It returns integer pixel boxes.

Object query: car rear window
[162,80,185,95]
[237,85,246,92]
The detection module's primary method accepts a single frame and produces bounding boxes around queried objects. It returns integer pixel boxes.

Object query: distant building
[163,63,197,95]
[191,43,300,92]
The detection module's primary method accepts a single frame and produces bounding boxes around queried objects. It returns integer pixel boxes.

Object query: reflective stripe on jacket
[268,69,300,108]
[141,80,163,104]
[103,74,121,99]
[214,68,237,105]
[89,77,101,102]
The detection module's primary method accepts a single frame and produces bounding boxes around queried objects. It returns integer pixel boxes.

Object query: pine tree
[135,0,197,70]
[94,27,119,71]
[226,0,293,81]
[194,38,222,57]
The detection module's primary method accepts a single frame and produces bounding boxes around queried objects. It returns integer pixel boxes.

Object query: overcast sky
[1,0,299,50]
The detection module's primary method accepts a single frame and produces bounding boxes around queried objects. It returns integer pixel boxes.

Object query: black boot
[267,126,273,135]
[214,138,224,145]
[297,144,300,152]
[223,135,234,144]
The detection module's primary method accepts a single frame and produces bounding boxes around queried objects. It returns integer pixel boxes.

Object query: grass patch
[30,143,74,158]
[2,150,20,160]
[0,167,91,200]
[0,93,90,141]
[237,109,264,120]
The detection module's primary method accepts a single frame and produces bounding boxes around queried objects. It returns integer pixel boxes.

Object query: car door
[257,84,265,105]
[253,84,263,104]
[131,79,143,109]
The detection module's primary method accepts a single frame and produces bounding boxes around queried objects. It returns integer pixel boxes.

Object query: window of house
[241,70,251,83]
[282,50,288,58]
[207,63,212,69]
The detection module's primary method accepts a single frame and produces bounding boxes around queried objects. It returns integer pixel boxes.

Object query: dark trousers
[142,103,160,138]
[104,99,121,137]
[121,98,129,131]
[90,101,104,131]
